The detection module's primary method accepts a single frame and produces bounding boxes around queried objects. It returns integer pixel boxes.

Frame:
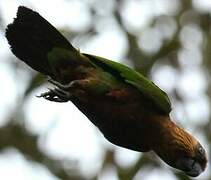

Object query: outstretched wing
[84,54,172,114]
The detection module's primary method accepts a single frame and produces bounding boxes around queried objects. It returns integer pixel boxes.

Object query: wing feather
[84,53,171,114]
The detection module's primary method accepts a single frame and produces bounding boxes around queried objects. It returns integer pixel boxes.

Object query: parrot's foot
[43,78,92,102]
[37,88,71,102]
[48,78,89,90]
[48,78,75,89]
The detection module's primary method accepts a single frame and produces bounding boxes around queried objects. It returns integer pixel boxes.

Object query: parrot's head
[151,118,207,177]
[174,141,207,177]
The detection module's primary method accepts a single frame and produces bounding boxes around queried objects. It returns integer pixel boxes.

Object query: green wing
[84,53,172,114]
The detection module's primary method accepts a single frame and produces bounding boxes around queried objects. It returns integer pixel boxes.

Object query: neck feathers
[149,116,198,161]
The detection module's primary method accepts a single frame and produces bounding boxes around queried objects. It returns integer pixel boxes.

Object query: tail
[5,6,77,76]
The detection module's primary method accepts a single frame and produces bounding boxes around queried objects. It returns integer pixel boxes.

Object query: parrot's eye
[196,143,206,162]
[198,146,205,156]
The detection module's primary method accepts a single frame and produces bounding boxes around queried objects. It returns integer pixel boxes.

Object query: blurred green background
[0,0,210,179]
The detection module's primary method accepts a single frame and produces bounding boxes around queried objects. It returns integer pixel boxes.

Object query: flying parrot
[6,6,207,177]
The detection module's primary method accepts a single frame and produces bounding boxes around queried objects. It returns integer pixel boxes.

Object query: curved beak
[185,160,203,177]
[176,158,206,177]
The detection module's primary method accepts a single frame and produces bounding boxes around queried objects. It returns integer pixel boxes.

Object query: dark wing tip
[5,6,35,51]
[15,6,41,21]
[5,6,52,75]
[5,6,75,76]
[16,6,32,16]
[17,6,32,14]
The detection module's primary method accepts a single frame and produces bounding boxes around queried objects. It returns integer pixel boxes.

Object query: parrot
[5,6,207,177]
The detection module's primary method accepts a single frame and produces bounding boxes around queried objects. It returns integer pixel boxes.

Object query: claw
[42,78,87,102]
[48,78,81,90]
[37,87,71,103]
[47,78,66,88]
